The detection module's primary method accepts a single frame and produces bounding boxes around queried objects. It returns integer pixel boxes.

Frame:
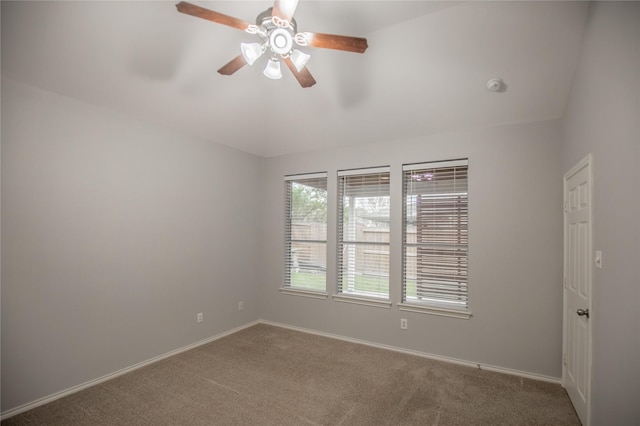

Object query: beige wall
[560,2,640,424]
[1,79,263,412]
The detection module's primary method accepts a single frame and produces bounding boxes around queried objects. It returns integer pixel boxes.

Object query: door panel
[564,155,592,425]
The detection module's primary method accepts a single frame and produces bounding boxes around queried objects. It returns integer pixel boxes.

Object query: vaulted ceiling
[1,1,589,157]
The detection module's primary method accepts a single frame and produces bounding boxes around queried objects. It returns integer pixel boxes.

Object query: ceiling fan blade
[217,55,247,76]
[283,57,316,88]
[176,2,252,31]
[302,32,368,54]
[272,0,299,22]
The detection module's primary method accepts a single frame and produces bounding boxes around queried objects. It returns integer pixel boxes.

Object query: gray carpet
[2,324,580,425]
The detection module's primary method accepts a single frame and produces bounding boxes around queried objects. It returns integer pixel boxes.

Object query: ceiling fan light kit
[240,42,265,66]
[176,1,368,88]
[269,27,294,55]
[263,57,283,80]
[290,49,310,72]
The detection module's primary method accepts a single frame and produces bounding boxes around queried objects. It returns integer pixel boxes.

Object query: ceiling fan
[176,0,368,88]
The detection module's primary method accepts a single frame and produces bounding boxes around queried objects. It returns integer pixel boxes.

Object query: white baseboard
[2,318,561,420]
[259,320,562,385]
[0,320,260,420]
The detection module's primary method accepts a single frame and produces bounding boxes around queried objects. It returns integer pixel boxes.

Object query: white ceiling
[1,1,589,157]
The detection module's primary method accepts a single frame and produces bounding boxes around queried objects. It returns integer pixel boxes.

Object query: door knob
[576,308,590,318]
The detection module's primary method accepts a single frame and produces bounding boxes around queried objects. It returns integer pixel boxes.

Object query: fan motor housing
[256,7,297,32]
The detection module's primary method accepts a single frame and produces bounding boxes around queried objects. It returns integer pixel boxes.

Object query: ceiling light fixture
[263,57,283,79]
[240,42,265,66]
[290,49,311,72]
[269,28,293,55]
[176,1,369,88]
[240,8,310,81]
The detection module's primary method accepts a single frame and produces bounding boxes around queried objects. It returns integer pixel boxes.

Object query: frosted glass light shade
[290,49,310,72]
[240,42,264,66]
[263,58,282,79]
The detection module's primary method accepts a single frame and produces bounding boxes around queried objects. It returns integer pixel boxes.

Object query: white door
[563,155,592,425]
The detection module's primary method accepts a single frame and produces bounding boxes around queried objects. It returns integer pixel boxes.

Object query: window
[337,167,390,304]
[284,173,328,295]
[401,160,470,318]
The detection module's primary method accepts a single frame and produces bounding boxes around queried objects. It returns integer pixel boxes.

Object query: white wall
[260,119,564,379]
[560,2,640,424]
[0,78,262,412]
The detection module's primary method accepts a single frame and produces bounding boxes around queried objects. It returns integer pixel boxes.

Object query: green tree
[292,183,327,223]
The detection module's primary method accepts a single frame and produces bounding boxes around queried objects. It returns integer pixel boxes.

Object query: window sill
[332,294,392,309]
[398,303,472,319]
[279,287,328,300]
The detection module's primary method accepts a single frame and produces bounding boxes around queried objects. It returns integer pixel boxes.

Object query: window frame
[281,172,329,299]
[334,167,392,308]
[399,159,471,319]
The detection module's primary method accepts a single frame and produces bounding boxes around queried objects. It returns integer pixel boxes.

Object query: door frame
[562,153,593,425]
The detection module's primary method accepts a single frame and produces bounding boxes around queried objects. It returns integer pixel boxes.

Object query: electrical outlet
[197,312,203,323]
[401,318,408,330]
[238,301,244,311]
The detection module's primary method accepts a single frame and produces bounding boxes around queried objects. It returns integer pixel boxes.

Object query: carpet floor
[2,323,580,425]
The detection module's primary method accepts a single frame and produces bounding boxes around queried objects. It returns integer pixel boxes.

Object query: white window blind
[402,160,469,313]
[337,167,390,299]
[284,173,327,292]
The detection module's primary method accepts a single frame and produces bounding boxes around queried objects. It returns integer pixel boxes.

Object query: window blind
[402,160,469,311]
[284,173,328,292]
[337,167,390,299]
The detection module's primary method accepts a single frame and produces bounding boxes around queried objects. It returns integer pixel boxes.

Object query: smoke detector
[486,78,506,93]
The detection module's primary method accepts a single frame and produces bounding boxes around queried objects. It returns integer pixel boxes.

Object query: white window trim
[332,294,392,309]
[279,287,329,300]
[403,159,468,172]
[338,166,390,176]
[285,172,329,180]
[398,302,472,319]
